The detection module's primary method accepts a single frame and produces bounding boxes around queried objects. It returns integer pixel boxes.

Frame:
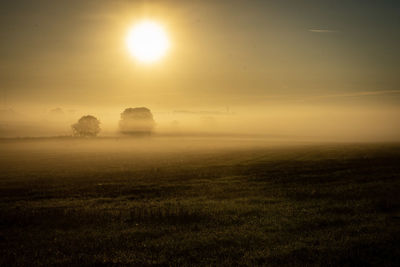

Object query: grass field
[0,137,399,266]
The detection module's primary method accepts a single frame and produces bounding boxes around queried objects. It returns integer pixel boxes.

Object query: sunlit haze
[1,1,400,265]
[0,0,399,141]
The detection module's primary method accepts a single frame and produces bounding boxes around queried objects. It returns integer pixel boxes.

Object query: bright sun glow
[126,21,170,63]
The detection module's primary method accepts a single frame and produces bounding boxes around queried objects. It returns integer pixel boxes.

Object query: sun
[126,21,170,63]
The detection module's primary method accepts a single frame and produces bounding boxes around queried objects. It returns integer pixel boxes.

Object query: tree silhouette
[119,107,155,135]
[72,115,100,137]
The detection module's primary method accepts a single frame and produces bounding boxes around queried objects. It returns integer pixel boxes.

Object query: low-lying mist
[0,103,399,142]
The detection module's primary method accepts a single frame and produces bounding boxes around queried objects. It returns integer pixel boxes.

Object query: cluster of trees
[72,107,154,137]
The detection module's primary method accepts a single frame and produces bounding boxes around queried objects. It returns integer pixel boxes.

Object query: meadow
[0,137,399,266]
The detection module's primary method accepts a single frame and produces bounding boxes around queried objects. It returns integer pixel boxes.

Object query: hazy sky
[0,0,398,109]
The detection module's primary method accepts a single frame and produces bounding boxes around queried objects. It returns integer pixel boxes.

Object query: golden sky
[0,0,399,140]
[0,0,398,106]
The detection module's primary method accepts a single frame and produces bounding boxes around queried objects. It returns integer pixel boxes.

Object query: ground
[0,137,399,266]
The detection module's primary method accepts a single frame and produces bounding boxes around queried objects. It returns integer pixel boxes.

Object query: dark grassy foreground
[0,138,399,266]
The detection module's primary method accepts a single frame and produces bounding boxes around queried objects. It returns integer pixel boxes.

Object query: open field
[0,137,399,266]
